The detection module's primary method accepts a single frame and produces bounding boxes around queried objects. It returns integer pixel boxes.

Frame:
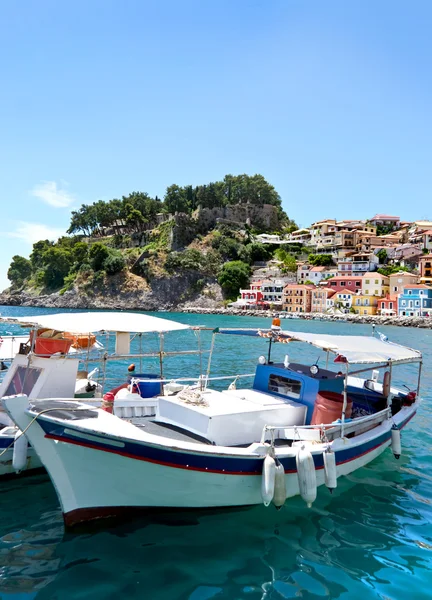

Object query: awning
[216,328,422,365]
[2,312,190,335]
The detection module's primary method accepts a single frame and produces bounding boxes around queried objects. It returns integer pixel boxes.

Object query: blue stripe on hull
[36,411,415,475]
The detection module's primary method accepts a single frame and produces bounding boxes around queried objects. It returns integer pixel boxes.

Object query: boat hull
[3,396,417,527]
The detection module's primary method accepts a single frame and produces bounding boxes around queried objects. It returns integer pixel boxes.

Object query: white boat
[1,313,422,528]
[0,312,189,477]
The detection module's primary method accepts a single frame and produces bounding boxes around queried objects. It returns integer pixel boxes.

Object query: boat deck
[136,417,213,445]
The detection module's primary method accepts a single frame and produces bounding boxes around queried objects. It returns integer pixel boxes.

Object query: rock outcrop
[0,272,224,312]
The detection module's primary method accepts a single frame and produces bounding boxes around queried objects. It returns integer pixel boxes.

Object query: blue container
[129,373,162,398]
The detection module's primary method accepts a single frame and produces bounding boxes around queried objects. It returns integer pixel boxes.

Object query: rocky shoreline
[0,289,430,328]
[178,306,432,328]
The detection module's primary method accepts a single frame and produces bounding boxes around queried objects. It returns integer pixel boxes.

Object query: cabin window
[4,366,42,397]
[268,374,302,399]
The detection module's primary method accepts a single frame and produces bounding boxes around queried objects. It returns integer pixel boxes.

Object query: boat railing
[260,406,392,444]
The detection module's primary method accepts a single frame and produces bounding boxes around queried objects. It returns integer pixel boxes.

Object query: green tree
[89,243,110,271]
[377,249,388,264]
[308,254,334,267]
[164,184,188,213]
[125,204,147,232]
[218,260,251,299]
[30,240,54,269]
[103,250,126,274]
[7,255,32,286]
[245,242,271,262]
[41,248,73,288]
[275,248,297,272]
[72,242,89,265]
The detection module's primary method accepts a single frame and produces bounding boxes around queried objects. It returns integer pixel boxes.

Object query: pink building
[325,276,363,293]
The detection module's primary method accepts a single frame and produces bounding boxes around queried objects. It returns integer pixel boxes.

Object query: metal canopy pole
[341,363,349,438]
[417,360,423,397]
[205,332,216,389]
[387,361,393,408]
[267,337,273,364]
[159,333,164,379]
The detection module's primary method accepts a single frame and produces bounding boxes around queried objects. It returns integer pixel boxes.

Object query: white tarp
[218,328,422,365]
[3,312,190,335]
[281,330,422,364]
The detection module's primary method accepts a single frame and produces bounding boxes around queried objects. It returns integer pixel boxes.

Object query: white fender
[296,445,317,507]
[13,430,28,473]
[323,447,337,492]
[272,461,287,509]
[391,425,401,459]
[261,454,276,506]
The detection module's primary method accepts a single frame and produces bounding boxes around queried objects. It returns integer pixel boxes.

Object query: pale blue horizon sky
[1,0,431,290]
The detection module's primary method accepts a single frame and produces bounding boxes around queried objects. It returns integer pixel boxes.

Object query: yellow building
[361,273,389,297]
[352,294,378,315]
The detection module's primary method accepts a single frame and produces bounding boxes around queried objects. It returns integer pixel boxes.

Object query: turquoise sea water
[1,306,432,600]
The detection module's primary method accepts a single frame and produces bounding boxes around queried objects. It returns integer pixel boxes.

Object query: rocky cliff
[0,271,224,312]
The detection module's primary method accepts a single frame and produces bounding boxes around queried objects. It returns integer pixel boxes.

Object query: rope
[177,387,209,407]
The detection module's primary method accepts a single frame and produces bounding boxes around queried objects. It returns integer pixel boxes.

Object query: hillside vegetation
[6,174,297,306]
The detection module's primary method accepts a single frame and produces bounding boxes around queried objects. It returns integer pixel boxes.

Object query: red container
[311,391,352,425]
[34,337,73,357]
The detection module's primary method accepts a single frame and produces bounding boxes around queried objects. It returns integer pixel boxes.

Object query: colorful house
[297,265,337,284]
[369,214,400,229]
[311,288,335,313]
[361,273,389,297]
[239,281,263,306]
[388,272,419,295]
[419,255,432,285]
[326,276,363,293]
[335,292,353,312]
[398,285,432,317]
[352,294,378,316]
[377,295,398,316]
[283,284,314,313]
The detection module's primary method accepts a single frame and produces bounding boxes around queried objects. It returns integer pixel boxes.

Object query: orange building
[283,284,315,313]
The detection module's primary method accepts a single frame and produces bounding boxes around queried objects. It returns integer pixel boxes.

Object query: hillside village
[234,215,432,318]
[2,175,432,321]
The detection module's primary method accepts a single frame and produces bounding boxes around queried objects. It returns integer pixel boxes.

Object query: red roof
[310,266,326,272]
[371,214,400,220]
[403,284,432,289]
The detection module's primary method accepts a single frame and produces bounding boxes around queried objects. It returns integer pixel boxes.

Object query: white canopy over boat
[2,312,190,335]
[218,328,422,365]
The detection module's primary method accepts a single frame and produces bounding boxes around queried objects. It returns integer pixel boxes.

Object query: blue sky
[1,0,431,290]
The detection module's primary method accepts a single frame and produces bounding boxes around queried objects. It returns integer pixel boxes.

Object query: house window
[375,280,379,284]
[356,282,361,287]
[365,279,370,284]
[364,310,368,314]
[374,290,378,295]
[415,300,419,306]
[340,282,346,287]
[393,286,398,292]
[401,300,406,306]
[356,299,361,305]
[408,290,412,295]
[365,290,369,295]
[389,302,393,309]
